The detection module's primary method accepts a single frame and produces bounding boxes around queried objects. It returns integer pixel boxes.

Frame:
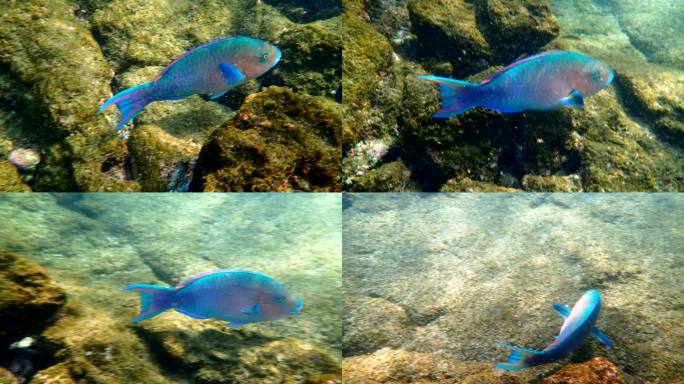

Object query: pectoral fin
[241,304,260,315]
[562,89,584,108]
[219,63,246,86]
[209,90,228,100]
[591,326,614,349]
[552,303,571,318]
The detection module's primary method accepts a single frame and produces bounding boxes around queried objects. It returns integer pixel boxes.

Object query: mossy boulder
[0,0,139,191]
[522,174,582,192]
[349,161,416,192]
[474,0,559,63]
[128,125,201,191]
[0,161,30,192]
[133,313,340,383]
[408,0,493,78]
[541,357,623,384]
[263,0,341,23]
[191,87,341,191]
[440,177,519,192]
[342,1,395,150]
[0,252,66,348]
[266,18,342,98]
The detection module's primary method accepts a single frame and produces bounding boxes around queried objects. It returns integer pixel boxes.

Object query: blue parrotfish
[418,50,614,118]
[124,270,303,326]
[496,289,613,370]
[99,36,281,131]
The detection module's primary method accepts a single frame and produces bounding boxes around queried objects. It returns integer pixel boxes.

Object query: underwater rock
[133,313,340,383]
[342,348,526,384]
[263,0,341,23]
[343,297,411,356]
[7,149,40,173]
[541,357,623,384]
[408,0,493,78]
[128,124,201,192]
[191,87,342,192]
[0,367,18,384]
[0,0,139,191]
[266,18,342,98]
[440,177,519,192]
[37,303,170,384]
[522,174,582,192]
[0,161,30,192]
[342,1,395,151]
[0,252,66,348]
[474,0,559,63]
[348,161,417,192]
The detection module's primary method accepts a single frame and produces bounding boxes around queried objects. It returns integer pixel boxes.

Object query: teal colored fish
[124,270,303,326]
[99,36,281,131]
[419,51,614,118]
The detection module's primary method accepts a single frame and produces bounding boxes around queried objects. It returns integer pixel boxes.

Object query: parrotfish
[124,270,303,326]
[496,289,613,370]
[99,36,281,131]
[418,51,614,118]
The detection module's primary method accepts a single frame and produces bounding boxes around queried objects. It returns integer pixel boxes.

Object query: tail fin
[417,75,479,118]
[494,342,540,371]
[99,82,153,131]
[123,284,174,323]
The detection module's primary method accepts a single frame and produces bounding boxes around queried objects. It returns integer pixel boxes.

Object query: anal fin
[176,308,208,319]
[591,326,614,349]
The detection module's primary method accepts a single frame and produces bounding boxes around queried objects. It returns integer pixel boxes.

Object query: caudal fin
[494,342,540,371]
[123,284,174,323]
[417,75,479,118]
[99,82,153,131]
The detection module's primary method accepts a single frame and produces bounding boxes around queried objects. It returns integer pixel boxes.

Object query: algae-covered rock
[541,357,623,384]
[474,0,559,63]
[191,87,341,191]
[0,0,139,191]
[348,161,417,192]
[522,174,582,192]
[343,297,411,356]
[266,18,342,98]
[263,0,341,23]
[38,304,170,384]
[0,161,30,192]
[342,348,527,384]
[0,252,66,348]
[342,1,395,150]
[440,177,519,192]
[128,124,201,192]
[408,0,493,78]
[133,313,340,384]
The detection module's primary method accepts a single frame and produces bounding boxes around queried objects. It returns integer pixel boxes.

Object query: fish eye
[591,69,601,81]
[259,53,269,63]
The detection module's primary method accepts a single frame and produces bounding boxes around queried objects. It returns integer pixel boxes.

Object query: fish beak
[273,46,282,66]
[606,69,614,86]
[289,296,303,315]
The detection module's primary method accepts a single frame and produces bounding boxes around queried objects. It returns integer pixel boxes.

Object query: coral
[0,252,66,348]
[541,357,623,384]
[191,87,341,191]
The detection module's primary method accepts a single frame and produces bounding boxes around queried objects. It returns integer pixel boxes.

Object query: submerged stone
[541,357,623,384]
[0,161,30,192]
[191,87,342,192]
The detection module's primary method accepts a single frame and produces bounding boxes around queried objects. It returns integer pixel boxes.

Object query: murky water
[343,193,683,383]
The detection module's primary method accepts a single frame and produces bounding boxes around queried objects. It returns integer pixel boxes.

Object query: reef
[0,0,341,191]
[342,0,684,191]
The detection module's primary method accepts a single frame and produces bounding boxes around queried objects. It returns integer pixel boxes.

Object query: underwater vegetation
[0,194,342,383]
[342,0,684,192]
[342,193,684,383]
[0,0,341,191]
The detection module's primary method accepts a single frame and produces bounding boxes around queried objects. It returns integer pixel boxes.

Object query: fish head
[261,289,303,320]
[230,37,281,79]
[576,59,614,96]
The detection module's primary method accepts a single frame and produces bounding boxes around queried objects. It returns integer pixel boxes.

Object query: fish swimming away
[124,270,303,326]
[418,51,614,118]
[496,289,613,370]
[99,36,281,131]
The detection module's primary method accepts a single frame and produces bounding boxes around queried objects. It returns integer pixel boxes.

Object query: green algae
[348,161,417,192]
[439,177,520,192]
[0,161,30,192]
[191,86,342,192]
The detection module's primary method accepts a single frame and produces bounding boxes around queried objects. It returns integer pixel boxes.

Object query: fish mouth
[289,297,303,315]
[273,47,282,66]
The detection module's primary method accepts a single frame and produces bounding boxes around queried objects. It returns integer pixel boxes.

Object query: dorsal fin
[480,50,563,85]
[153,36,237,83]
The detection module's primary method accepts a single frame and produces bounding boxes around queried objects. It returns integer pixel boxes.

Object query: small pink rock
[8,148,40,172]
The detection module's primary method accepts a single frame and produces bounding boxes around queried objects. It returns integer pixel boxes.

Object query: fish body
[418,51,613,118]
[99,36,281,130]
[124,270,303,326]
[496,290,613,370]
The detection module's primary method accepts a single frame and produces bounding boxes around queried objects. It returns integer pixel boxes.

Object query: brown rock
[0,252,66,347]
[542,357,623,384]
